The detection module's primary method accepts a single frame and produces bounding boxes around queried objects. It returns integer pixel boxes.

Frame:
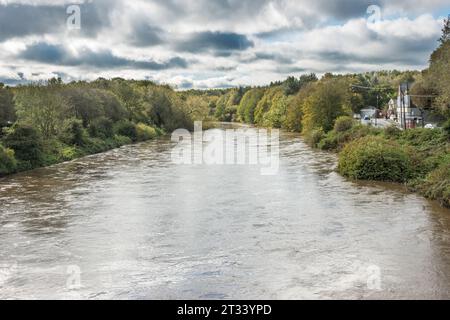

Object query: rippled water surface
[1,127,450,299]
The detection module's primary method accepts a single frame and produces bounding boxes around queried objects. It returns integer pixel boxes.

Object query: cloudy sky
[0,0,449,89]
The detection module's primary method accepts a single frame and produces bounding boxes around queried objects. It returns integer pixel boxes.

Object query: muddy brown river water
[1,127,450,299]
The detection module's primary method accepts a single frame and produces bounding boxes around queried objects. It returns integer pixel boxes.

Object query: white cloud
[0,0,447,88]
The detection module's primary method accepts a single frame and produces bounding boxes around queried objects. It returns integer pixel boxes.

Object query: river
[1,125,450,299]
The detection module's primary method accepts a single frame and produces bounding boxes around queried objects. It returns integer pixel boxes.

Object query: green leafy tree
[254,86,284,125]
[0,84,15,128]
[214,89,243,122]
[14,85,70,138]
[3,125,44,170]
[427,41,450,116]
[60,118,87,146]
[439,15,450,44]
[262,91,290,128]
[0,143,17,176]
[238,88,264,123]
[302,78,351,134]
[88,117,114,139]
[184,95,210,122]
[113,120,138,142]
[283,77,301,95]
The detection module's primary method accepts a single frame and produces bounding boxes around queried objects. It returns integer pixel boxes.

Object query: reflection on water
[1,128,450,299]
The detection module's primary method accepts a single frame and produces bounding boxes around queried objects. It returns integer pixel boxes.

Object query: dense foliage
[338,136,414,182]
[0,143,16,175]
[0,78,210,176]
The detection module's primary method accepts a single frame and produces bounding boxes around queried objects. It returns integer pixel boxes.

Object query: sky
[0,0,449,89]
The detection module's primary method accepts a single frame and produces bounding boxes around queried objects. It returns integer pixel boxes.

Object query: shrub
[40,138,64,166]
[414,163,450,208]
[83,136,125,154]
[113,135,132,146]
[3,125,44,170]
[338,136,414,183]
[318,132,339,150]
[113,120,138,142]
[60,146,81,161]
[334,116,354,133]
[399,128,447,148]
[155,127,165,136]
[60,118,87,146]
[304,128,324,148]
[384,125,402,139]
[88,117,114,139]
[443,119,450,137]
[0,144,17,176]
[136,123,158,141]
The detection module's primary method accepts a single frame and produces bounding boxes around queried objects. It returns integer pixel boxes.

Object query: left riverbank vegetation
[0,78,212,176]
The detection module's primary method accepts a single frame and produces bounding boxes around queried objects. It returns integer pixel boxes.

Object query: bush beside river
[313,121,450,207]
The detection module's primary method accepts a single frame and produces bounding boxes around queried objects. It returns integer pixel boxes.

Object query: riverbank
[303,117,450,208]
[0,121,165,177]
[0,78,213,178]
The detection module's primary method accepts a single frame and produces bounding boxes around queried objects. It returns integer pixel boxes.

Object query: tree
[427,41,450,116]
[284,83,316,132]
[184,95,209,122]
[301,78,351,134]
[439,15,450,44]
[109,79,146,122]
[283,77,301,95]
[262,91,290,128]
[88,117,114,139]
[0,143,17,176]
[299,73,318,86]
[214,89,242,122]
[61,118,86,146]
[3,125,44,170]
[254,86,284,125]
[113,120,138,142]
[214,94,227,121]
[63,88,103,127]
[0,84,15,128]
[144,86,191,131]
[284,74,318,96]
[14,85,70,138]
[238,88,264,123]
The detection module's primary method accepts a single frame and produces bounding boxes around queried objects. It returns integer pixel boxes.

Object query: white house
[396,84,423,128]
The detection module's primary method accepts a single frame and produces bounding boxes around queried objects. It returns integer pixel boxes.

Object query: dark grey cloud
[311,0,376,21]
[177,79,194,89]
[275,66,307,74]
[175,31,254,55]
[245,52,294,64]
[129,24,165,47]
[315,36,438,66]
[152,0,271,22]
[0,1,115,41]
[19,42,188,70]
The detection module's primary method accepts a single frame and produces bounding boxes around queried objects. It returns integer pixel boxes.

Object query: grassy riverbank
[305,117,450,207]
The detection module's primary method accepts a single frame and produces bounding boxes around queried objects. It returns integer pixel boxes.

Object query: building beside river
[396,84,424,129]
